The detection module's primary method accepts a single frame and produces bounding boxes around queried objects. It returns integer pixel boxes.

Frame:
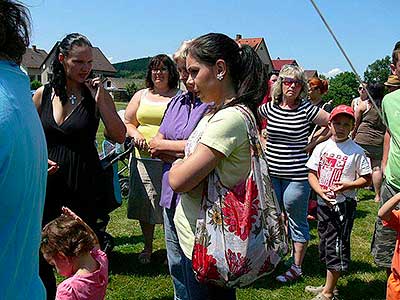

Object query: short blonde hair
[272,64,308,104]
[173,39,193,62]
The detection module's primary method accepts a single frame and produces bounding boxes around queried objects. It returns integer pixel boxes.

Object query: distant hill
[113,57,151,79]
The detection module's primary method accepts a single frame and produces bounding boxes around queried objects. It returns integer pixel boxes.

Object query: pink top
[56,248,108,300]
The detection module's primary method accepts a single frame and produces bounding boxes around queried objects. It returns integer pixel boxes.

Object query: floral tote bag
[191,105,288,288]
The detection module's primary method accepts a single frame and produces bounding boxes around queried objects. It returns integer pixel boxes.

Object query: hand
[132,132,148,151]
[84,77,103,102]
[48,159,59,175]
[331,181,352,193]
[303,142,316,154]
[61,207,83,223]
[149,136,163,157]
[319,188,337,208]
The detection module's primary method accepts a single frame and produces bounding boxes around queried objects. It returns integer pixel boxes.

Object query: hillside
[113,57,151,79]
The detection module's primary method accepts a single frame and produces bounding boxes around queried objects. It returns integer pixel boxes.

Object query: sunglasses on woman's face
[282,77,303,87]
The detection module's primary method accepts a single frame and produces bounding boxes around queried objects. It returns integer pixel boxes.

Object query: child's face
[329,114,354,142]
[43,252,75,277]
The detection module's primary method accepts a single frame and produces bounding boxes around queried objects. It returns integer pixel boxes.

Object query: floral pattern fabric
[189,105,288,288]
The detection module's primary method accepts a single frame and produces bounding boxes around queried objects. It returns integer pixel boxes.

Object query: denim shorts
[271,177,311,242]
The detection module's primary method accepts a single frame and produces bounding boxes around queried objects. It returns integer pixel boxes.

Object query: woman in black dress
[33,33,126,299]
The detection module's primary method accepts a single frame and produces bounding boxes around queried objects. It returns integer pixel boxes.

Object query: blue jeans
[271,177,311,242]
[181,255,236,300]
[164,207,189,300]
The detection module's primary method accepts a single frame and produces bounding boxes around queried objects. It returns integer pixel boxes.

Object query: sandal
[310,292,338,300]
[138,250,152,264]
[276,264,302,283]
[305,285,339,296]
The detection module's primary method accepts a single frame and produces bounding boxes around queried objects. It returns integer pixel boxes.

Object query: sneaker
[310,292,338,300]
[305,285,339,296]
[276,264,302,283]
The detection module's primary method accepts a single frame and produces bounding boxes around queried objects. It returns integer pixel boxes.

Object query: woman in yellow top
[124,54,180,264]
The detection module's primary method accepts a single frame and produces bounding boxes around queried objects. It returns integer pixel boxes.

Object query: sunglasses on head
[282,77,303,86]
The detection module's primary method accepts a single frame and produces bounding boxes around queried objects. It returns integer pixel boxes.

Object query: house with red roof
[272,58,318,79]
[21,46,48,82]
[271,58,298,73]
[235,34,273,75]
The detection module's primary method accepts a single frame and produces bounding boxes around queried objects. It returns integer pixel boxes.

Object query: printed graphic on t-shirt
[318,152,348,189]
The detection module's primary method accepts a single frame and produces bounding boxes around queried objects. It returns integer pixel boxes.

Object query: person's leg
[371,180,399,274]
[182,255,208,300]
[164,207,188,300]
[322,269,340,299]
[207,284,236,300]
[284,180,310,267]
[276,179,310,282]
[372,165,383,202]
[139,221,154,263]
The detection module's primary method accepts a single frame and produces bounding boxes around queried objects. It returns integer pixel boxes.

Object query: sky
[25,0,398,78]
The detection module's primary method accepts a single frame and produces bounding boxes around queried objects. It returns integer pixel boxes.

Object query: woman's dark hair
[145,54,179,90]
[367,82,385,107]
[0,0,31,64]
[50,33,92,105]
[41,215,95,258]
[187,33,267,123]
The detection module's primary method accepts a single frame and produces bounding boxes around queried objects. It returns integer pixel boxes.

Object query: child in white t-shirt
[305,105,372,300]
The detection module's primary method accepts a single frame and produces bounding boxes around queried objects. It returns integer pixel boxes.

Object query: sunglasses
[282,77,303,87]
[151,67,168,73]
[358,86,366,91]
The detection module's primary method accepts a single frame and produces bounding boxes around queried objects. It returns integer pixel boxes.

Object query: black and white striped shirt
[259,100,319,181]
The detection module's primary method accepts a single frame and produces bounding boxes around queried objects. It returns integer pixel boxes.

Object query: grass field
[93,102,387,300]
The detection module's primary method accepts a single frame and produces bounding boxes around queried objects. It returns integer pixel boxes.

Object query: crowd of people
[2,1,400,300]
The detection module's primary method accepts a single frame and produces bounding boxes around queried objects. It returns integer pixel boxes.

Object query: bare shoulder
[32,85,46,111]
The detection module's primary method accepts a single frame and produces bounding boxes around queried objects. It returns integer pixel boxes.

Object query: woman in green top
[169,33,267,300]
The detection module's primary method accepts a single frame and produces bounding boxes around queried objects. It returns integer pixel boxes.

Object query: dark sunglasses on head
[282,77,303,86]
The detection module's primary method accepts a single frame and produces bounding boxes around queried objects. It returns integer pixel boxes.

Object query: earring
[216,73,224,81]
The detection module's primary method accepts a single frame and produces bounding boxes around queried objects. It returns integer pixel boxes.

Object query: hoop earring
[216,73,224,81]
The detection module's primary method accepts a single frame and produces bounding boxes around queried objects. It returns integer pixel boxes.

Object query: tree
[364,55,391,84]
[322,71,359,107]
[30,80,42,90]
[125,81,137,98]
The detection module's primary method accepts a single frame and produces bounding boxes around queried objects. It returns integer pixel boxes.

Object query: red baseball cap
[329,104,355,121]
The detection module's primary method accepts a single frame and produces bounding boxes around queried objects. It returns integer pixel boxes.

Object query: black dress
[39,84,102,226]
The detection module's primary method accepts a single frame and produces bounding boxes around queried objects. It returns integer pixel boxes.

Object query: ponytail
[228,44,267,124]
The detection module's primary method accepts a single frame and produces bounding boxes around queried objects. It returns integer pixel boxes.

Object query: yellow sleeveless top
[135,89,176,158]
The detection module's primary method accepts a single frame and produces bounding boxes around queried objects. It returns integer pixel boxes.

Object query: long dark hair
[145,54,179,90]
[187,33,267,124]
[0,0,31,64]
[50,33,92,105]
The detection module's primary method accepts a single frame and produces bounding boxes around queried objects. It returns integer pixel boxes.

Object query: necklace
[69,94,77,105]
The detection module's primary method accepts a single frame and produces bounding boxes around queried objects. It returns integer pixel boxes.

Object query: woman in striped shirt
[259,64,329,283]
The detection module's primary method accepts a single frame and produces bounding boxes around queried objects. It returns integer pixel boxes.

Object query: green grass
[95,102,387,299]
[102,190,386,300]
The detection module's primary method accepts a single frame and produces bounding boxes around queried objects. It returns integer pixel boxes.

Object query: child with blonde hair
[41,207,108,300]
